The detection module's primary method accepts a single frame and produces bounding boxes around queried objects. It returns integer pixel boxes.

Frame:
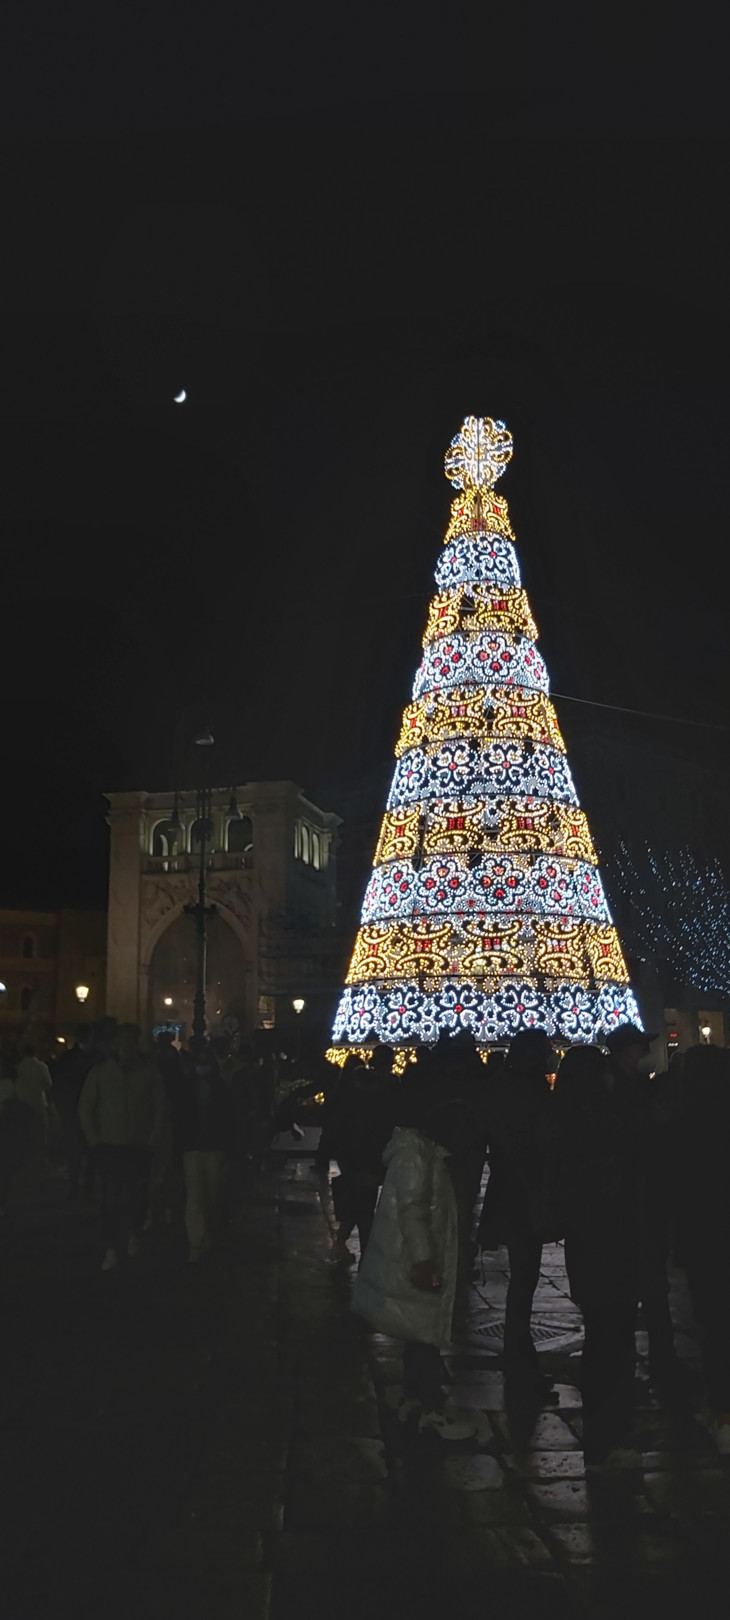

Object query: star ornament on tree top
[444,416,514,491]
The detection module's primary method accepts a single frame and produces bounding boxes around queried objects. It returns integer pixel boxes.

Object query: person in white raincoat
[352,1099,477,1440]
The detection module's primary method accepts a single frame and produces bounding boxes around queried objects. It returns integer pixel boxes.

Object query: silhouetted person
[173,1040,236,1262]
[352,1098,478,1442]
[485,1028,557,1396]
[153,1032,184,1226]
[605,1021,689,1410]
[551,1044,642,1469]
[420,1029,489,1308]
[476,1050,508,1251]
[15,1043,53,1167]
[52,1036,94,1202]
[0,1053,33,1216]
[675,1044,730,1453]
[78,1024,167,1271]
[327,1062,397,1263]
[317,1052,367,1181]
[393,1044,439,1128]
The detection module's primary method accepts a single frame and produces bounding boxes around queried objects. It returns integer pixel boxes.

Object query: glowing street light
[164,997,174,1007]
[75,985,90,1004]
[292,998,305,1014]
[700,1023,712,1044]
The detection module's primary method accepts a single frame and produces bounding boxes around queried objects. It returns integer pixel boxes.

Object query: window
[227,815,253,854]
[190,817,214,854]
[151,820,181,858]
[20,987,34,1012]
[22,934,36,959]
[294,821,327,869]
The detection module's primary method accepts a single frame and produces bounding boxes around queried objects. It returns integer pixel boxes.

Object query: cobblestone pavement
[1,1141,729,1620]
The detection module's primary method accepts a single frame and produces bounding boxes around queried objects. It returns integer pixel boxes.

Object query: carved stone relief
[141,874,196,936]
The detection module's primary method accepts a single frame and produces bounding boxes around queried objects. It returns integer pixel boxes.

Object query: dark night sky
[2,3,729,916]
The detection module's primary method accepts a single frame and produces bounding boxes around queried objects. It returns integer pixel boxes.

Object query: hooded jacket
[351,1126,458,1347]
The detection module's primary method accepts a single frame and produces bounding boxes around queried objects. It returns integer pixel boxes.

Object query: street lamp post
[183,731,216,1049]
[292,998,305,1062]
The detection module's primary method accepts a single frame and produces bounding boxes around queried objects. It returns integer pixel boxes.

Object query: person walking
[551,1042,642,1470]
[476,1050,509,1252]
[352,1098,478,1441]
[0,1053,33,1217]
[152,1032,184,1229]
[605,1021,690,1411]
[484,1028,558,1397]
[675,1044,730,1453]
[172,1041,236,1263]
[431,1029,490,1299]
[77,1024,168,1271]
[15,1042,53,1168]
[327,1061,397,1263]
[51,1036,94,1202]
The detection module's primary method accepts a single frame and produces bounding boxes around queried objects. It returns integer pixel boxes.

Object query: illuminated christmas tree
[331,416,642,1055]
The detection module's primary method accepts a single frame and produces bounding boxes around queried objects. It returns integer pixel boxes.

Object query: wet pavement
[1,1139,728,1620]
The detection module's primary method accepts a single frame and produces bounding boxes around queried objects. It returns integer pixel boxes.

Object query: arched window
[311,831,321,870]
[227,815,253,854]
[190,818,214,854]
[152,819,181,858]
[293,823,301,859]
[300,824,310,864]
[22,934,36,960]
[20,987,34,1012]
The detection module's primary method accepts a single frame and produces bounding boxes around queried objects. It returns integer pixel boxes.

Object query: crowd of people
[1,1017,728,1470]
[0,1021,315,1268]
[320,1026,730,1465]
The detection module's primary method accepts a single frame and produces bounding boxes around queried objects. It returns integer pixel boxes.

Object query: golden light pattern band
[332,417,641,1049]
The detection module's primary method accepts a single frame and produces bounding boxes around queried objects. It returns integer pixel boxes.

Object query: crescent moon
[173,389,187,403]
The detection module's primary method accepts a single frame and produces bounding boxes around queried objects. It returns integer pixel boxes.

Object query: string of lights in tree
[328,416,642,1055]
[610,839,730,998]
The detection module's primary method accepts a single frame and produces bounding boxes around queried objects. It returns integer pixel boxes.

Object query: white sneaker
[715,1419,730,1455]
[127,1232,140,1258]
[418,1409,477,1441]
[101,1249,119,1272]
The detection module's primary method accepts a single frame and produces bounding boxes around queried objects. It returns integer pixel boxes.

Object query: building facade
[0,908,107,1042]
[105,782,342,1046]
